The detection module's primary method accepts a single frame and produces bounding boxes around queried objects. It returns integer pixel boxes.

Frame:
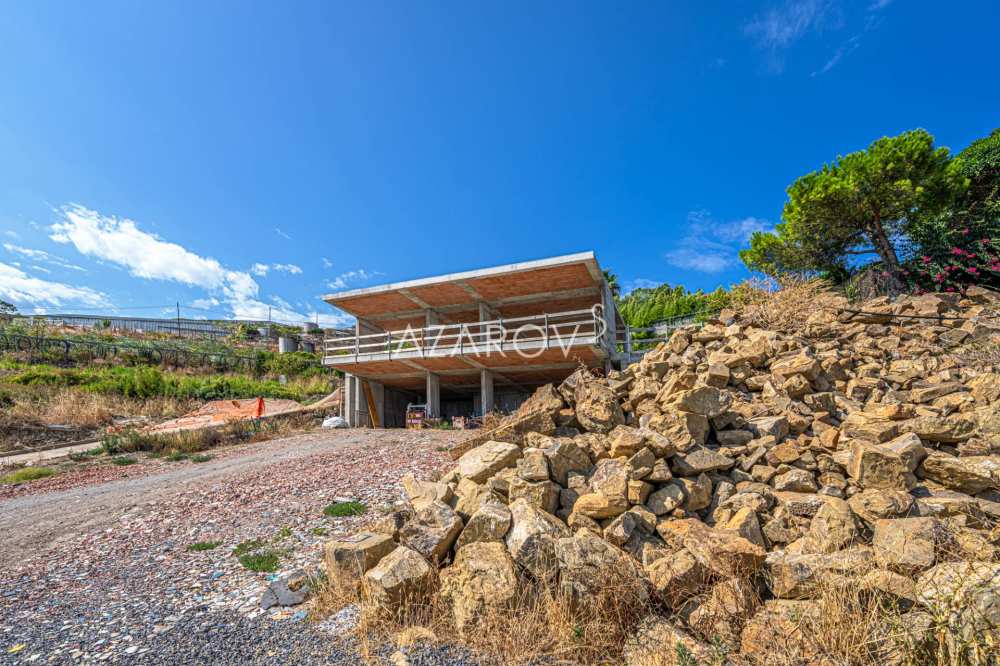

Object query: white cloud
[49,204,350,328]
[251,262,303,277]
[325,269,383,291]
[744,0,839,71]
[3,230,19,239]
[622,278,662,295]
[321,257,333,269]
[664,210,775,274]
[274,228,292,240]
[0,262,109,308]
[868,0,892,9]
[3,242,86,271]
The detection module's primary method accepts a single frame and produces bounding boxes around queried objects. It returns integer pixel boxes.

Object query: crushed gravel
[0,429,465,664]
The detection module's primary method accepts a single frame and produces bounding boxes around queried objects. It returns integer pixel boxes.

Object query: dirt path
[0,429,454,570]
[0,428,463,663]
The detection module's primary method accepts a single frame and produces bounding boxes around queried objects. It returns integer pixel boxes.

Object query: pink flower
[951,247,965,256]
[921,256,932,263]
[934,273,945,282]
[968,267,979,275]
[962,228,970,235]
[946,287,956,292]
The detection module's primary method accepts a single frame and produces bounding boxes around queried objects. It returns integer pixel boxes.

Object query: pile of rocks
[324,287,1000,663]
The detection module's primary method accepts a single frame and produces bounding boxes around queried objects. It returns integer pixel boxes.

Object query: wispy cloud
[3,242,86,272]
[664,210,773,274]
[250,262,302,277]
[0,262,109,308]
[274,228,293,240]
[744,0,839,72]
[812,34,861,76]
[321,257,333,269]
[868,0,892,10]
[3,230,19,239]
[325,269,383,291]
[622,278,662,295]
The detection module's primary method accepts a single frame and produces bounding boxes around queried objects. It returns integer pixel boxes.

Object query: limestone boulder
[916,561,1000,640]
[800,497,860,554]
[363,546,433,608]
[455,502,511,551]
[574,378,625,433]
[573,492,628,519]
[646,410,709,452]
[401,474,453,512]
[508,477,560,514]
[741,600,824,665]
[542,439,592,486]
[439,542,518,634]
[505,498,571,581]
[515,448,550,481]
[324,531,395,581]
[847,489,913,528]
[456,441,521,484]
[623,617,716,666]
[646,483,685,516]
[846,440,917,491]
[555,529,647,603]
[669,386,723,417]
[918,452,998,495]
[671,447,735,476]
[768,547,873,599]
[645,548,708,608]
[399,500,464,563]
[873,517,947,574]
[657,518,766,578]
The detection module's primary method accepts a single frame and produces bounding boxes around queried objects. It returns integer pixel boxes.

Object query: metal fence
[0,332,263,372]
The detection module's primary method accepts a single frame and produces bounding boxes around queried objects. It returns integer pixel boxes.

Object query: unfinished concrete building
[322,251,628,427]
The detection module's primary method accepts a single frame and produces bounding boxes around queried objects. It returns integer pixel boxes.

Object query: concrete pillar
[480,369,494,416]
[425,372,440,418]
[344,373,364,427]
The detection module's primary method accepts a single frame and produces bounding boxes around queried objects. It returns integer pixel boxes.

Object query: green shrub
[111,455,137,466]
[239,550,280,572]
[323,501,367,517]
[166,451,189,462]
[68,447,103,462]
[0,467,56,484]
[232,538,266,557]
[190,453,212,463]
[186,541,221,552]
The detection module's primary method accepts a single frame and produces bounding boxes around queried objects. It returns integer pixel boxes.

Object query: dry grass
[313,556,655,665]
[729,276,842,333]
[0,387,193,430]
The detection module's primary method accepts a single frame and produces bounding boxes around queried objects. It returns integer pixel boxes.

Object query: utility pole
[176,302,181,338]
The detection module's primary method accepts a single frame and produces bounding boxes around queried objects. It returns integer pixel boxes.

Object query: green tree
[0,299,16,318]
[603,270,621,299]
[741,129,961,288]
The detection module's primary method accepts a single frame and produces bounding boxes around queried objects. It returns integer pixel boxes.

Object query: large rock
[846,440,917,490]
[455,441,521,483]
[741,600,823,665]
[646,411,710,451]
[671,447,735,476]
[768,547,874,599]
[916,561,1000,640]
[542,439,592,486]
[555,529,647,604]
[324,531,395,580]
[847,489,913,527]
[573,492,628,519]
[669,386,723,417]
[623,617,716,666]
[363,545,433,608]
[902,416,977,443]
[505,498,571,581]
[574,377,625,433]
[918,452,998,494]
[587,458,629,502]
[399,500,464,563]
[800,497,860,553]
[646,483,685,516]
[872,517,946,574]
[646,548,709,608]
[455,502,511,551]
[439,542,518,634]
[508,477,560,514]
[401,474,453,512]
[657,518,766,578]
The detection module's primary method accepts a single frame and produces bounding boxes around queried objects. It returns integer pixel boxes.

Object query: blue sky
[1,1,997,326]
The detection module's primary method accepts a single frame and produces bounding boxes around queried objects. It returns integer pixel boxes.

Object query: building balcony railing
[323,306,608,364]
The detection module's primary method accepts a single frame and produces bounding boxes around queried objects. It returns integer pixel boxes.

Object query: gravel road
[0,428,469,665]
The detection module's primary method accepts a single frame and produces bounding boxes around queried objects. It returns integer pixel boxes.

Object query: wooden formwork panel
[466,263,595,301]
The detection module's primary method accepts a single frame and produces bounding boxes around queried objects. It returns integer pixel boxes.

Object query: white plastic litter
[322,416,349,429]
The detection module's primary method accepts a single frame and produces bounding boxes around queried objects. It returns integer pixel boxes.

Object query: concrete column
[425,372,440,418]
[480,369,494,416]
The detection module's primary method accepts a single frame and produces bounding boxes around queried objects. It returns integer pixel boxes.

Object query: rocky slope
[325,286,1000,665]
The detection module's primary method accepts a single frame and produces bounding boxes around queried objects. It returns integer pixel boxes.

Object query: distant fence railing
[617,309,721,358]
[0,333,264,372]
